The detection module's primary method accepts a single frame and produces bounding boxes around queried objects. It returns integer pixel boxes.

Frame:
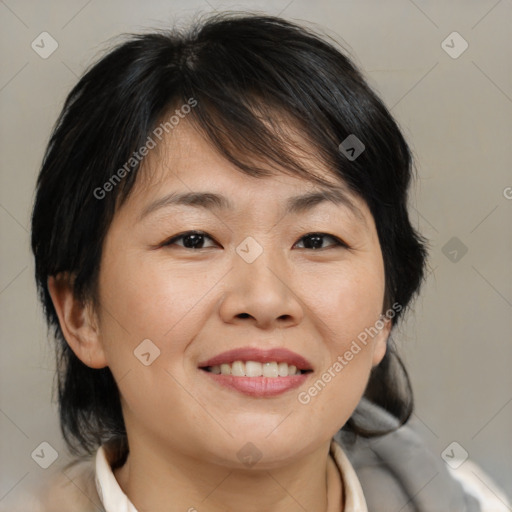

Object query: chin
[198,430,321,470]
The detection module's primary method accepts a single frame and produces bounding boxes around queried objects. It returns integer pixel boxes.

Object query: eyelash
[161,230,348,251]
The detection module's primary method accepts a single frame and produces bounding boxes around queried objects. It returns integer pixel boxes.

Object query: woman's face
[93,120,391,468]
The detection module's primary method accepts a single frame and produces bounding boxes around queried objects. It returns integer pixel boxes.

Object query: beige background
[1,0,511,505]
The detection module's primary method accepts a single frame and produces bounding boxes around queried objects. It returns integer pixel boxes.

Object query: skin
[48,119,391,511]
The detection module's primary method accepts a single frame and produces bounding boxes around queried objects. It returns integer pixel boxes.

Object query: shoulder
[335,398,511,512]
[1,456,104,512]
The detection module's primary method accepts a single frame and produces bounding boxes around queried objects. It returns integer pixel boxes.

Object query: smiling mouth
[200,360,313,377]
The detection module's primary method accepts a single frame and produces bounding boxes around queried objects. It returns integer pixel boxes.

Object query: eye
[161,231,347,251]
[294,232,347,250]
[162,231,218,250]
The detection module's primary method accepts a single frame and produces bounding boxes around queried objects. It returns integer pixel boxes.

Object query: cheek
[309,262,386,349]
[94,253,210,434]
[296,270,385,424]
[298,261,386,409]
[96,247,228,386]
[98,247,208,336]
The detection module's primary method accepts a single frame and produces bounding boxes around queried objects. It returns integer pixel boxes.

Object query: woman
[25,12,509,512]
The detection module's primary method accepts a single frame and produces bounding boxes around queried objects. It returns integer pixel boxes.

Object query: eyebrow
[138,187,367,225]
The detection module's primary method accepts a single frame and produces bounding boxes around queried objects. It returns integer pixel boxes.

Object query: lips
[197,347,313,371]
[198,347,313,398]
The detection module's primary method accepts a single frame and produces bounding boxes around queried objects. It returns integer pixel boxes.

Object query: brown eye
[294,233,347,250]
[163,231,218,249]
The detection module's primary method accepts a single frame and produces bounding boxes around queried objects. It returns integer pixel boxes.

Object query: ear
[47,273,107,369]
[371,315,392,367]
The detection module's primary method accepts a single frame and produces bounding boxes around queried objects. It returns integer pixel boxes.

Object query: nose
[218,246,304,330]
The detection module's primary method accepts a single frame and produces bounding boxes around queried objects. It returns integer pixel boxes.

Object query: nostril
[237,313,250,319]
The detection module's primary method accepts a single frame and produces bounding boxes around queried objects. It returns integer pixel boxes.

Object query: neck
[112,438,343,512]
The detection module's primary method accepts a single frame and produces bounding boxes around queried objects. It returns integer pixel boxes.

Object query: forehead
[123,119,371,227]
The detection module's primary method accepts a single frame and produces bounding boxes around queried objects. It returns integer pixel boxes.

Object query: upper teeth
[207,361,302,377]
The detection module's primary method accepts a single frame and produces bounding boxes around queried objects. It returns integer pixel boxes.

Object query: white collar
[94,445,137,512]
[95,439,368,512]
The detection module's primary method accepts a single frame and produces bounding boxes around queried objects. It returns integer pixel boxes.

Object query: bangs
[112,15,374,209]
[127,91,345,206]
